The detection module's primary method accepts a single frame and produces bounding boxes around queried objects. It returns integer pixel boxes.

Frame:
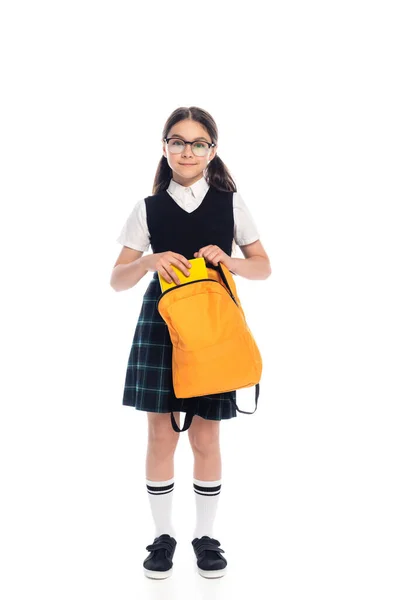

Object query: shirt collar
[167,175,209,201]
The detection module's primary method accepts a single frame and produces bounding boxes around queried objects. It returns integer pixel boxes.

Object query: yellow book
[158,257,208,293]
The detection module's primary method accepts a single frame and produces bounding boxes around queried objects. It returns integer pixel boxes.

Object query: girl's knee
[147,411,181,450]
[188,416,220,454]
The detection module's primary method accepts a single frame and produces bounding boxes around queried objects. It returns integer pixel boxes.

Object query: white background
[1,1,399,598]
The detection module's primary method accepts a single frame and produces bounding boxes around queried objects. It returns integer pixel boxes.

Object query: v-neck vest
[144,185,235,259]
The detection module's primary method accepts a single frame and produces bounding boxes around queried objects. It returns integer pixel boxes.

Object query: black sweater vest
[145,185,234,259]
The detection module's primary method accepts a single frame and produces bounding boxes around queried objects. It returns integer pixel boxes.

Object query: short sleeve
[116,199,151,252]
[233,192,260,246]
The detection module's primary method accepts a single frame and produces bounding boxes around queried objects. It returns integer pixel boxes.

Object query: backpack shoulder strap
[170,407,195,432]
[230,383,259,414]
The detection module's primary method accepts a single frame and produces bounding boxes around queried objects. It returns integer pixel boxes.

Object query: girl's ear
[162,140,167,158]
[207,146,217,163]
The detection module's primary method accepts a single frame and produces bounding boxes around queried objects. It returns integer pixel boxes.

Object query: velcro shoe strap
[146,540,174,553]
[195,542,225,554]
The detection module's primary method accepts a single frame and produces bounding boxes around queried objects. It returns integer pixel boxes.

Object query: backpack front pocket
[159,281,241,352]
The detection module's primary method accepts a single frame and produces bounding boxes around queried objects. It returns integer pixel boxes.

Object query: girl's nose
[182,143,193,157]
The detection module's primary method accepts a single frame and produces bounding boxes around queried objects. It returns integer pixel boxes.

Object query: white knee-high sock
[146,477,176,538]
[193,478,221,539]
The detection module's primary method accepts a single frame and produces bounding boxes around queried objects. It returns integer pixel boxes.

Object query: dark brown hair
[152,106,237,195]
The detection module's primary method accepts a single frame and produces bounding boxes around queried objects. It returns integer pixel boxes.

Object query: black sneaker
[191,535,228,578]
[143,534,177,579]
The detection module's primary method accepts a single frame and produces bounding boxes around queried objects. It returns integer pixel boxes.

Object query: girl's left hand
[194,245,233,269]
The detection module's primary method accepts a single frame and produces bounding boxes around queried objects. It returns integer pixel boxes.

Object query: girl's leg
[145,411,181,537]
[188,415,222,539]
[188,415,221,480]
[146,411,181,480]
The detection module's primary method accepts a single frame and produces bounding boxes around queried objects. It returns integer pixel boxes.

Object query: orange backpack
[157,262,262,432]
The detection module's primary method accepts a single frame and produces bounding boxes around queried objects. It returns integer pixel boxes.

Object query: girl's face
[162,119,217,186]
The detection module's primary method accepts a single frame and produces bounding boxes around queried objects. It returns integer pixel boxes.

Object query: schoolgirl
[111,106,271,579]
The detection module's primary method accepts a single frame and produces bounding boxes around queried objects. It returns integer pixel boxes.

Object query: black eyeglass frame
[163,137,216,152]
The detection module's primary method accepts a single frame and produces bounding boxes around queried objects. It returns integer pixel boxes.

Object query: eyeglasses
[164,137,216,157]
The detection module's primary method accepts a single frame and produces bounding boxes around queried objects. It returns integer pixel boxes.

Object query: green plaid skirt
[121,272,237,420]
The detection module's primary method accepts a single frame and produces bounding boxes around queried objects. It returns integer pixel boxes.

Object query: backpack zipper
[156,278,238,310]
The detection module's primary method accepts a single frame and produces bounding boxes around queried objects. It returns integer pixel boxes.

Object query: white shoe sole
[198,566,227,578]
[143,567,173,579]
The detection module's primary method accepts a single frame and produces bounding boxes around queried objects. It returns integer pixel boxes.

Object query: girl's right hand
[143,251,192,285]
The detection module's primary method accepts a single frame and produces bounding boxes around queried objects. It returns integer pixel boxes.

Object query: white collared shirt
[116,175,260,252]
